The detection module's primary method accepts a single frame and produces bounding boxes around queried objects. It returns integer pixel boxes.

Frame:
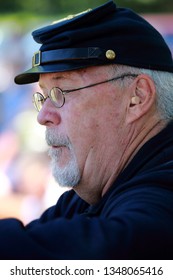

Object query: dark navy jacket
[1,122,173,259]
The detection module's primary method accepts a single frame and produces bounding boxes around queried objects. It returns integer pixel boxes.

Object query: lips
[52,145,66,149]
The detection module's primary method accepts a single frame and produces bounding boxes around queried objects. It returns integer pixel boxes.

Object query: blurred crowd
[0,21,69,224]
[0,15,173,224]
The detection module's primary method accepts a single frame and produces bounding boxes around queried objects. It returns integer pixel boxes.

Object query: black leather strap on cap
[32,47,110,67]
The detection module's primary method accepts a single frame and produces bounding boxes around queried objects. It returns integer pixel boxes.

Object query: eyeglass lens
[32,93,44,112]
[33,87,65,112]
[50,87,65,107]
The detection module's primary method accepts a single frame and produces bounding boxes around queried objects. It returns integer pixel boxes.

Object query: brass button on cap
[106,50,116,60]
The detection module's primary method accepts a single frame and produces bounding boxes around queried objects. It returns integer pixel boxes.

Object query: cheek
[75,93,123,131]
[63,90,125,149]
[62,104,99,164]
[65,97,97,131]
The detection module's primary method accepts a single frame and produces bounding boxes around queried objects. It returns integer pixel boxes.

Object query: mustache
[45,129,71,148]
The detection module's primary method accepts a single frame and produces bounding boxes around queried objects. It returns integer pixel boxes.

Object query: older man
[1,1,173,259]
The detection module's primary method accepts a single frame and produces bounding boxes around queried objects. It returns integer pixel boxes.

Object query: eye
[49,87,65,108]
[50,87,59,102]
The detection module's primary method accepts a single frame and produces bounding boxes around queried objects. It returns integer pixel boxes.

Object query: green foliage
[116,0,173,13]
[0,0,173,15]
[0,0,172,32]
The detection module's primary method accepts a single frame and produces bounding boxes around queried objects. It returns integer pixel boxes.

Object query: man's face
[37,66,130,203]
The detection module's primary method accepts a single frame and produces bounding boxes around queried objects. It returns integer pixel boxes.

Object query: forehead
[39,65,113,87]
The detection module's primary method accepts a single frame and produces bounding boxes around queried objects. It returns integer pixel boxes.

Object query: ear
[127,74,156,124]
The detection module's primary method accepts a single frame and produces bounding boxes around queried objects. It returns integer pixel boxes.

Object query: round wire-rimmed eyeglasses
[32,73,138,112]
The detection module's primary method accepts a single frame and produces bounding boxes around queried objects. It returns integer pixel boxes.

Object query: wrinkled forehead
[38,65,113,84]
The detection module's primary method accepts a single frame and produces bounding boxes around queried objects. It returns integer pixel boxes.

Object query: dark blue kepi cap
[14,0,173,85]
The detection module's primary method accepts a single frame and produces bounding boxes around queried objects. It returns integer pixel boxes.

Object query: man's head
[14,1,173,204]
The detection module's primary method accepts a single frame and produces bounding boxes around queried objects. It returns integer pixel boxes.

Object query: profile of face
[36,65,137,203]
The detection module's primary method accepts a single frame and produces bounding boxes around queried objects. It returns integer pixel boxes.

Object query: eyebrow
[39,75,63,89]
[52,75,63,81]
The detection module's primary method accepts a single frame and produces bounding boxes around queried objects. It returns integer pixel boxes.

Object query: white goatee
[46,129,81,187]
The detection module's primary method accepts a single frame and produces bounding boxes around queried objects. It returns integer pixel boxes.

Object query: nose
[37,99,61,127]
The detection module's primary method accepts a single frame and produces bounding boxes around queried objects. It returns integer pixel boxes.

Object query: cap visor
[14,60,106,85]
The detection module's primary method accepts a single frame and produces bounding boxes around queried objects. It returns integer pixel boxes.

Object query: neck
[101,118,168,198]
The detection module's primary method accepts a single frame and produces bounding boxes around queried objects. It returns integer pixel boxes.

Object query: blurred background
[0,0,173,224]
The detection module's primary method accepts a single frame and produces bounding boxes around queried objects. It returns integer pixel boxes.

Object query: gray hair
[111,64,173,121]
